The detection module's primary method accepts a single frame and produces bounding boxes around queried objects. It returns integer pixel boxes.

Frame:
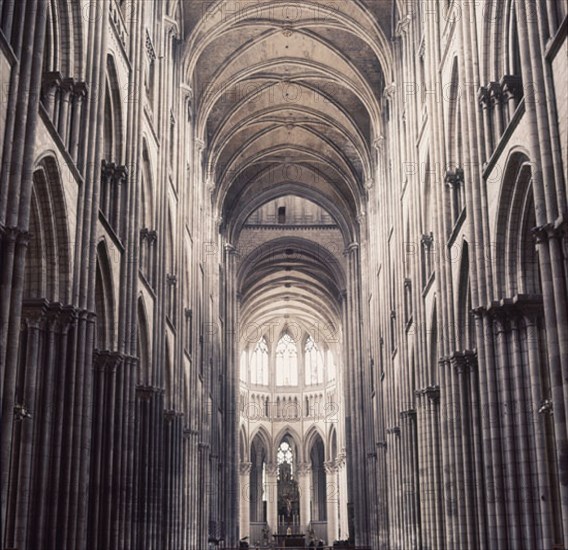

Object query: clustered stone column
[297,461,312,531]
[365,2,568,549]
[324,460,339,542]
[40,72,89,163]
[266,463,279,532]
[239,462,252,539]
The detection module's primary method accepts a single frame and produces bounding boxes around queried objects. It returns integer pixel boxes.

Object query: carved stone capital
[445,167,464,188]
[478,85,491,107]
[395,14,413,37]
[42,71,63,95]
[296,462,312,476]
[383,83,397,101]
[344,242,359,256]
[500,74,522,102]
[94,350,124,372]
[421,232,434,248]
[488,81,502,106]
[73,81,89,100]
[324,460,338,475]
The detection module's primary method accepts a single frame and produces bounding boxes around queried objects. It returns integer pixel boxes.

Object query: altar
[272,533,306,548]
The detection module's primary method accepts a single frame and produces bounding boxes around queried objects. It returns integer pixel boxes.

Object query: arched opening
[277,435,300,531]
[137,297,151,385]
[249,433,269,525]
[276,333,298,387]
[309,434,327,523]
[94,241,115,352]
[304,336,324,386]
[250,336,269,386]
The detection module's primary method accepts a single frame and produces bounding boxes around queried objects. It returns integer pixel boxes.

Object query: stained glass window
[250,337,269,385]
[305,336,324,385]
[277,440,294,479]
[240,350,247,382]
[276,333,298,386]
[327,349,336,382]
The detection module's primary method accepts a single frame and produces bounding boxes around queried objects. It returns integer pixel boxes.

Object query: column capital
[395,14,413,37]
[445,167,464,188]
[296,462,312,476]
[324,461,338,475]
[265,463,279,476]
[344,242,359,255]
[195,138,206,153]
[42,70,63,92]
[21,298,50,326]
[478,85,491,107]
[61,77,75,94]
[373,135,386,150]
[383,83,397,101]
[239,461,253,475]
[73,80,88,99]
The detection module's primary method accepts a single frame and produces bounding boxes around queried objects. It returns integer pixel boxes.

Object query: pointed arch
[140,141,155,230]
[275,332,298,386]
[239,426,248,463]
[103,54,124,162]
[328,425,338,462]
[274,425,302,462]
[41,0,84,78]
[457,242,475,351]
[304,424,326,459]
[304,335,324,386]
[95,240,116,351]
[249,425,273,464]
[494,150,537,297]
[429,301,438,385]
[250,336,269,386]
[309,430,327,521]
[25,155,71,303]
[137,295,151,384]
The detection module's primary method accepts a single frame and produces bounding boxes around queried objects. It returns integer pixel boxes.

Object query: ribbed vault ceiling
[183,0,393,238]
[182,0,394,346]
[237,236,344,335]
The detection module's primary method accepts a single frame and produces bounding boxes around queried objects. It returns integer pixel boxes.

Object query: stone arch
[42,0,84,78]
[239,426,248,463]
[304,424,326,460]
[274,426,302,462]
[328,425,338,462]
[25,155,71,304]
[308,430,327,521]
[94,240,116,351]
[429,301,438,385]
[140,141,155,230]
[137,295,152,384]
[103,54,124,162]
[249,425,273,464]
[447,57,463,163]
[494,150,536,297]
[456,241,475,351]
[165,337,174,409]
[249,427,271,523]
[481,0,525,93]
